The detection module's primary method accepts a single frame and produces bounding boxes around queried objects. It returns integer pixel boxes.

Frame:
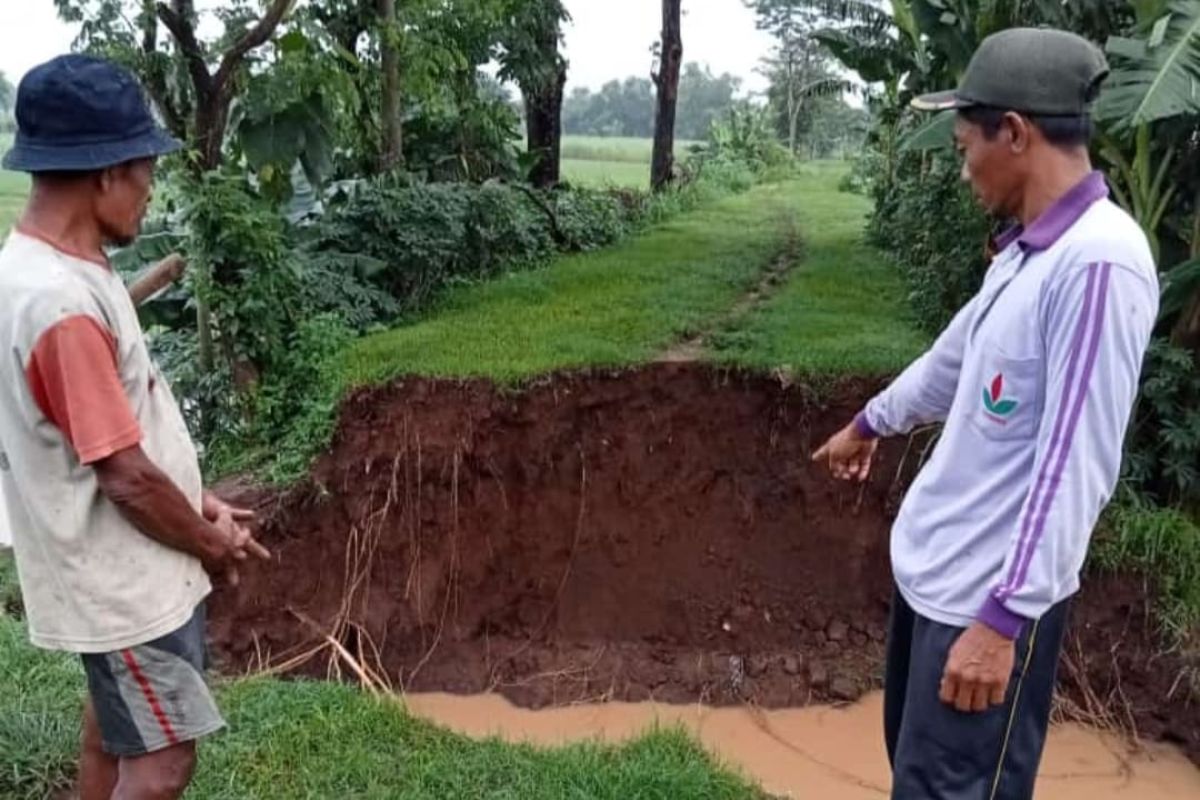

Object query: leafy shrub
[184,174,295,379]
[309,179,568,308]
[553,187,632,251]
[838,147,885,196]
[294,252,402,332]
[869,152,992,333]
[145,326,245,455]
[312,180,473,309]
[1123,341,1200,508]
[695,103,793,176]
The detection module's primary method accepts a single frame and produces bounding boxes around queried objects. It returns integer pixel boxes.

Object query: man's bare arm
[128,253,186,306]
[94,444,234,572]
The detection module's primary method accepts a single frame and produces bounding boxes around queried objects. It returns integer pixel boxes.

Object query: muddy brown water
[405,691,1200,799]
[209,363,1200,773]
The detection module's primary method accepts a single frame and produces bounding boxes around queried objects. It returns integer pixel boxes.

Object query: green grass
[341,180,807,387]
[710,163,929,376]
[225,164,926,483]
[562,158,650,188]
[1,133,28,236]
[1094,500,1200,642]
[561,135,699,164]
[1,556,764,800]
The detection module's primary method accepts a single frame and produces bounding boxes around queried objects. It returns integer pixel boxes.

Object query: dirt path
[658,209,802,363]
[406,691,1200,799]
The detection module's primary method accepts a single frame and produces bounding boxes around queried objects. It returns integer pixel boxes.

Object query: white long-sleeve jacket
[859,172,1159,638]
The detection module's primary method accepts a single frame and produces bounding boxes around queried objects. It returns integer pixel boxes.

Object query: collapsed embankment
[207,363,1199,764]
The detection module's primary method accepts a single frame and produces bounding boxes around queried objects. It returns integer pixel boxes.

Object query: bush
[1123,341,1200,508]
[695,103,793,176]
[553,187,632,250]
[308,179,572,309]
[868,152,992,334]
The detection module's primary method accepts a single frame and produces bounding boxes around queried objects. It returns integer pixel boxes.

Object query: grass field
[560,135,700,164]
[343,164,922,389]
[1,133,28,235]
[341,180,811,386]
[561,158,649,188]
[560,136,703,188]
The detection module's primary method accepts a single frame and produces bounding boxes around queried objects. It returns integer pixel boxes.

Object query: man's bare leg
[79,701,119,800]
[110,741,197,800]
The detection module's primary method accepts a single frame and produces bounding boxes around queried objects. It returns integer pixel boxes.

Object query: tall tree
[156,0,296,172]
[56,0,297,376]
[748,1,831,154]
[562,65,738,139]
[56,0,296,173]
[376,0,403,170]
[651,0,684,191]
[677,63,740,139]
[500,0,570,188]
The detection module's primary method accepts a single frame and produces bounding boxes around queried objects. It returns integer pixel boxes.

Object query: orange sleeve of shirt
[25,315,143,465]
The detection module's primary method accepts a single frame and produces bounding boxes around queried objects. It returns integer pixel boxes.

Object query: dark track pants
[885,588,1070,800]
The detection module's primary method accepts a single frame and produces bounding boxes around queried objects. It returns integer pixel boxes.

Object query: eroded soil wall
[207,364,1198,762]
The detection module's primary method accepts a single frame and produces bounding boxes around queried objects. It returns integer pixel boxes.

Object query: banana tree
[1096,0,1200,341]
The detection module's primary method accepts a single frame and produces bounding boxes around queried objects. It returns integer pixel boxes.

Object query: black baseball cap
[2,55,181,173]
[912,28,1110,115]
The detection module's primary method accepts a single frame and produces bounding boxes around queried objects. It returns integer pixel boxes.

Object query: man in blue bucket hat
[0,55,269,799]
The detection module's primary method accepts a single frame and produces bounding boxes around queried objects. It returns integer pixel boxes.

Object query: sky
[0,0,775,95]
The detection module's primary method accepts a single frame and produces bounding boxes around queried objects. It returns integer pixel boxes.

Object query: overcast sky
[0,1,774,94]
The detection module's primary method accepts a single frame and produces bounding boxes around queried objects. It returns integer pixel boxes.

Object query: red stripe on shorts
[120,649,181,746]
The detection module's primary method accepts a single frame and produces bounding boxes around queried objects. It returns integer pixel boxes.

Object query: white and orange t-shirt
[0,229,210,653]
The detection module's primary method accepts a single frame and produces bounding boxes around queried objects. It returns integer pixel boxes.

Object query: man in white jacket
[814,29,1158,800]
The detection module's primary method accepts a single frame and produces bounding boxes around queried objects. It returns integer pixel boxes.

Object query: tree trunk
[156,0,294,379]
[651,0,683,192]
[191,86,228,373]
[524,69,566,189]
[377,0,403,171]
[788,97,800,156]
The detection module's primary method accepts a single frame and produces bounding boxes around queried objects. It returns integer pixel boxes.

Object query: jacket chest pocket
[969,349,1043,442]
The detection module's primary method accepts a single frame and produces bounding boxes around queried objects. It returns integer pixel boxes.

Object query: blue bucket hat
[2,54,182,173]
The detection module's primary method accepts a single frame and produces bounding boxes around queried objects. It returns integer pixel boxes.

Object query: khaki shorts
[81,604,225,756]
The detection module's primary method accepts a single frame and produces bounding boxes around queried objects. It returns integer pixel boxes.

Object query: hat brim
[911,90,975,112]
[2,127,182,173]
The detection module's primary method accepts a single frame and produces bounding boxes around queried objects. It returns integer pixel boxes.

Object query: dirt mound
[207,363,1198,764]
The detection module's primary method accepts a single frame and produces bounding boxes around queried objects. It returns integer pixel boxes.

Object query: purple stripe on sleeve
[998,263,1099,598]
[1001,262,1112,601]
